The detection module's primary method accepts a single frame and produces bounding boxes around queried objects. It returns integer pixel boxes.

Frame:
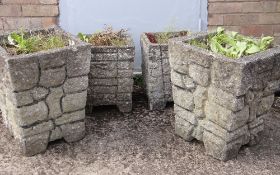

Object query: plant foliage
[78,25,129,46]
[5,30,67,55]
[188,27,274,59]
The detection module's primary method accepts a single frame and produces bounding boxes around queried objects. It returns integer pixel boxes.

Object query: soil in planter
[146,31,188,44]
[1,30,69,56]
[187,27,274,59]
[78,25,129,47]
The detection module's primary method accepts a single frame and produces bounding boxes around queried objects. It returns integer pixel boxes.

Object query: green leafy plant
[188,27,274,59]
[78,25,129,46]
[78,33,89,42]
[5,30,68,55]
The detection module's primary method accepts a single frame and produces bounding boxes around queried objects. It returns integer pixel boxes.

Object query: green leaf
[78,32,89,42]
[217,27,225,34]
[231,31,238,38]
[236,41,247,58]
[246,45,261,54]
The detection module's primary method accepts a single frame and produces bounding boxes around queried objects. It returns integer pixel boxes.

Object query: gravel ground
[0,87,280,175]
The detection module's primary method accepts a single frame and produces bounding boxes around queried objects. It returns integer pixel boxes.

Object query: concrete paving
[0,87,280,175]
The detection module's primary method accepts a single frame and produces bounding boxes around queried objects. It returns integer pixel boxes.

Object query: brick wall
[208,0,280,43]
[0,0,59,32]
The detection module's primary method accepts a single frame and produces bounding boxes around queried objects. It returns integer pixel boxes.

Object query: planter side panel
[141,35,173,110]
[87,46,134,113]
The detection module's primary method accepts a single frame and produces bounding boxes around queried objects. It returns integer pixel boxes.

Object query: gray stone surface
[67,46,91,77]
[55,109,85,125]
[7,57,39,91]
[63,76,88,94]
[14,121,54,138]
[39,66,66,88]
[87,39,134,113]
[49,127,63,142]
[169,33,280,161]
[141,33,178,110]
[19,131,50,157]
[0,27,90,156]
[31,87,49,101]
[60,121,85,143]
[15,101,48,127]
[46,87,63,119]
[11,91,34,107]
[62,91,87,113]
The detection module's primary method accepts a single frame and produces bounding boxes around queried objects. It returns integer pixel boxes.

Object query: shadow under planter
[0,27,91,156]
[86,38,135,113]
[141,32,188,110]
[169,33,280,161]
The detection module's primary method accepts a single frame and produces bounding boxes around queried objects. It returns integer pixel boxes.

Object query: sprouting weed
[187,27,274,59]
[4,30,68,55]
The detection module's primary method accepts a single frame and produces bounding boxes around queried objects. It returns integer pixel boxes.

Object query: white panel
[59,0,207,71]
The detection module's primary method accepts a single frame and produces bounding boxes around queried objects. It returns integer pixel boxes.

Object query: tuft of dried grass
[89,25,129,46]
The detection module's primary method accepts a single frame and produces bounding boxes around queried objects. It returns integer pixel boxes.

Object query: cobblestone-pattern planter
[169,33,280,161]
[86,38,134,113]
[141,33,173,110]
[0,27,91,156]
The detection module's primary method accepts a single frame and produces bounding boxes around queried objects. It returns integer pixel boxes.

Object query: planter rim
[169,32,280,65]
[141,30,189,47]
[0,26,90,60]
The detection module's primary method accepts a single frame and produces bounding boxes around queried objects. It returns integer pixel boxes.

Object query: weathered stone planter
[141,32,184,110]
[169,33,280,161]
[0,27,91,156]
[86,38,134,113]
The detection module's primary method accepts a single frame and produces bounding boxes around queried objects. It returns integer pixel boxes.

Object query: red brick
[241,1,278,13]
[241,2,263,13]
[223,26,241,33]
[208,2,242,14]
[1,0,38,4]
[39,0,58,4]
[2,17,42,30]
[240,25,274,37]
[42,17,57,27]
[223,14,259,26]
[0,18,3,30]
[22,5,59,17]
[1,0,57,4]
[273,25,280,34]
[208,14,223,25]
[0,5,21,16]
[277,2,280,12]
[259,13,280,25]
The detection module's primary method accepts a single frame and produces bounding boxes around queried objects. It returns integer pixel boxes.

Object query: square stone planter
[86,37,134,113]
[0,27,91,156]
[141,32,187,110]
[169,33,280,161]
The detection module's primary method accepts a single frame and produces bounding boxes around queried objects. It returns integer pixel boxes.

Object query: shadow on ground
[0,86,280,175]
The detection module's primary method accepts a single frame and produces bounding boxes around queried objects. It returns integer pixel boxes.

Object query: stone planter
[0,27,91,156]
[86,38,134,113]
[141,32,187,110]
[169,33,280,161]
